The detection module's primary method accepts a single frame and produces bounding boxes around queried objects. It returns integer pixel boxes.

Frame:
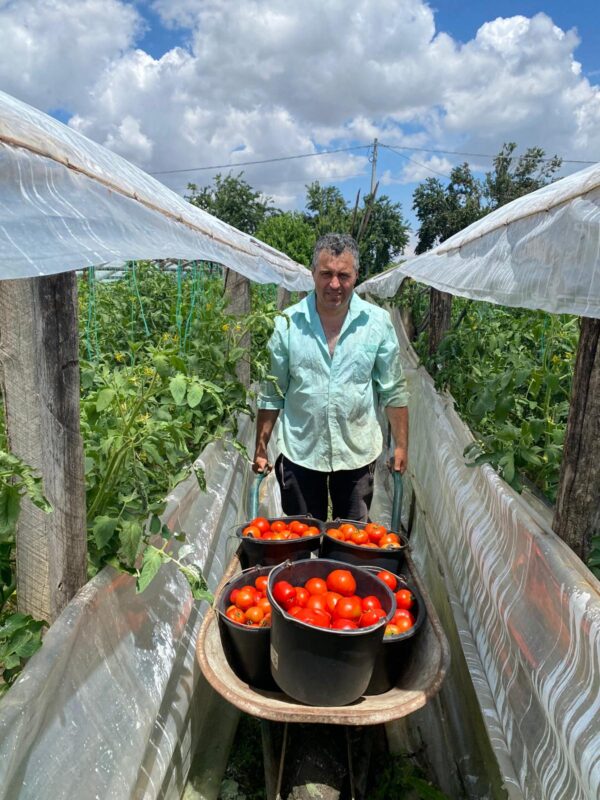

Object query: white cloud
[1,0,599,211]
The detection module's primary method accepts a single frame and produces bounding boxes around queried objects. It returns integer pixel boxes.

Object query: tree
[485,142,563,208]
[304,182,349,237]
[255,212,316,267]
[186,172,275,235]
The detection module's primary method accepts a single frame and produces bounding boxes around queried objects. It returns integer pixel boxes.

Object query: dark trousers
[274,454,375,523]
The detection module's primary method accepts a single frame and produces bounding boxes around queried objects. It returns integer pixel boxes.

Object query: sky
[1,0,599,243]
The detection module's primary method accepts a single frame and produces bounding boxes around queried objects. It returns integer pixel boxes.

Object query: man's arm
[385,405,408,473]
[253,409,280,473]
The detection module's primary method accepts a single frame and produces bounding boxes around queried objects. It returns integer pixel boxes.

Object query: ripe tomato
[339,523,358,537]
[392,609,415,627]
[326,528,345,541]
[331,618,359,630]
[305,526,321,537]
[250,517,270,534]
[245,605,264,624]
[310,609,331,628]
[235,587,258,611]
[272,580,297,609]
[229,588,240,605]
[289,520,309,535]
[254,575,268,594]
[395,589,414,610]
[226,605,245,624]
[295,608,320,626]
[366,523,387,544]
[270,520,287,533]
[305,577,328,596]
[257,597,272,614]
[358,608,386,628]
[306,594,329,615]
[384,623,401,636]
[350,529,369,546]
[242,525,261,538]
[391,616,413,633]
[287,605,303,617]
[361,595,382,611]
[294,587,310,607]
[324,591,342,614]
[376,570,398,591]
[326,569,357,597]
[380,533,400,549]
[333,596,362,620]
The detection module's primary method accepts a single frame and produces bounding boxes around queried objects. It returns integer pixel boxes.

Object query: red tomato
[270,520,287,533]
[306,594,329,615]
[289,520,309,535]
[234,587,257,611]
[294,587,310,607]
[295,608,320,626]
[257,597,272,614]
[226,605,245,624]
[326,569,357,597]
[326,528,345,541]
[311,609,332,628]
[358,608,386,628]
[229,588,240,605]
[392,609,415,627]
[305,577,328,596]
[287,605,303,617]
[331,618,359,630]
[242,525,261,538]
[365,523,387,544]
[361,595,382,611]
[395,589,414,611]
[391,617,413,633]
[333,595,362,620]
[254,575,269,594]
[339,523,358,537]
[305,526,321,537]
[350,529,369,546]
[244,605,264,624]
[376,570,398,591]
[272,580,297,609]
[250,517,270,534]
[324,591,342,614]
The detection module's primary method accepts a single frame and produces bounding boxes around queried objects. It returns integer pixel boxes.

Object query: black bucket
[320,519,409,573]
[363,569,427,695]
[267,559,396,706]
[236,515,323,568]
[216,565,278,691]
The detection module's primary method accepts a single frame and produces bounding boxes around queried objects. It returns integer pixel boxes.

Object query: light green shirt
[258,291,409,472]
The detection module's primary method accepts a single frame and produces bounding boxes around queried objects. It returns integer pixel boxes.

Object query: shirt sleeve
[257,320,289,410]
[372,316,410,407]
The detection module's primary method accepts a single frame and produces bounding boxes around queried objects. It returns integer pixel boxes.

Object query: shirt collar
[301,290,366,322]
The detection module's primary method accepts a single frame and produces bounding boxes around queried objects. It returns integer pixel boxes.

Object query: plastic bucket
[216,565,278,691]
[363,569,427,695]
[267,558,396,706]
[320,519,409,573]
[236,515,323,568]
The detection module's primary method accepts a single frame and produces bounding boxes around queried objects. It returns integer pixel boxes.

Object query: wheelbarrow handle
[248,471,265,520]
[390,471,403,532]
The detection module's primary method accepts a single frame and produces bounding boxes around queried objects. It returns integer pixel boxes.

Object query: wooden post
[224,268,251,387]
[552,316,600,562]
[428,289,452,355]
[0,273,87,622]
[276,286,291,311]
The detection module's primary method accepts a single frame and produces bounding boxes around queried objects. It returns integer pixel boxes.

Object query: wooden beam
[553,316,600,562]
[223,268,251,387]
[428,289,452,355]
[0,272,87,622]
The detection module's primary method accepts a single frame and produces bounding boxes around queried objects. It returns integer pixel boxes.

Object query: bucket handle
[390,471,403,532]
[248,471,265,520]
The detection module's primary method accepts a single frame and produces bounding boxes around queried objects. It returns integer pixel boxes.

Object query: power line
[150,144,370,176]
[382,144,452,179]
[380,142,597,165]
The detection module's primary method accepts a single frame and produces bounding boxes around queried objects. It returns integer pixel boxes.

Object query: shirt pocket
[352,343,378,383]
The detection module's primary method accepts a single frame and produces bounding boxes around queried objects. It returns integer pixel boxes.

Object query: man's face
[313,249,357,312]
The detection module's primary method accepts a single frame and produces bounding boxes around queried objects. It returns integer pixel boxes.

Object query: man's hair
[311,233,359,273]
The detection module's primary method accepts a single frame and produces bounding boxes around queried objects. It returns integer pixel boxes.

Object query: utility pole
[370,138,378,195]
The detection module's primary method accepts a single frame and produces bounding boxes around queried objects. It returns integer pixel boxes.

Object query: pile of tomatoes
[242,516,321,541]
[375,569,416,636]
[270,567,392,631]
[326,521,403,550]
[225,574,272,628]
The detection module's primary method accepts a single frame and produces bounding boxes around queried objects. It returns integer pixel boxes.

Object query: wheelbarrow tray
[196,549,450,726]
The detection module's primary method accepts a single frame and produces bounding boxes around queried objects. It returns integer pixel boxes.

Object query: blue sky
[1,0,599,246]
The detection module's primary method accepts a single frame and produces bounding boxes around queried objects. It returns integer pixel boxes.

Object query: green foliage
[0,613,48,697]
[370,753,450,799]
[186,172,275,235]
[255,212,316,266]
[412,141,562,253]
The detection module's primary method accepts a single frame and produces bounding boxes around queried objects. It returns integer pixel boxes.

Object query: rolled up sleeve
[372,318,409,407]
[257,323,289,410]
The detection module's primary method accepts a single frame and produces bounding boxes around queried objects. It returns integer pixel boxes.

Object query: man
[253,233,408,522]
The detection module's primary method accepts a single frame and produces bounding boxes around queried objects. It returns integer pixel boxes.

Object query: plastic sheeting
[0,90,313,291]
[388,310,600,800]
[357,162,600,319]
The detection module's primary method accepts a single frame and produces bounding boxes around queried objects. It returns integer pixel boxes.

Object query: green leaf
[96,388,116,412]
[169,374,187,405]
[92,516,118,549]
[0,486,20,535]
[136,546,165,593]
[149,514,162,534]
[187,382,204,408]
[118,520,143,565]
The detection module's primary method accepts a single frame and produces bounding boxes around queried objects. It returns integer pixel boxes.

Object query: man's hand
[391,445,408,474]
[253,452,272,474]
